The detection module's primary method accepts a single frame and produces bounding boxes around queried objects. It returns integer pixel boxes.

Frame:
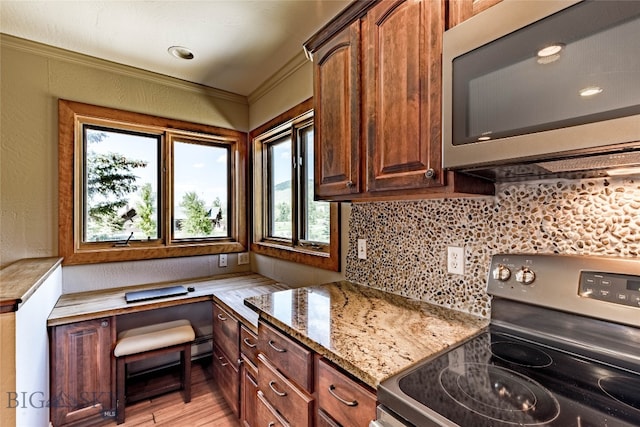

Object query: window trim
[250,98,340,271]
[59,99,247,265]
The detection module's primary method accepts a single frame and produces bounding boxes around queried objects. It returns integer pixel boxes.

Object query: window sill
[62,242,246,265]
[251,241,339,272]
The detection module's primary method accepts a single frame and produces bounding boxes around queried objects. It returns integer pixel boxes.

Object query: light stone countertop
[245,281,489,388]
[48,272,283,326]
[0,257,63,313]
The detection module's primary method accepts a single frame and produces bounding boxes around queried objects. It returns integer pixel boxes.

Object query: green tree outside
[135,183,157,239]
[85,131,148,240]
[180,191,213,236]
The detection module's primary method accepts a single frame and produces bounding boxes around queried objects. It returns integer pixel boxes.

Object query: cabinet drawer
[258,321,313,391]
[317,358,377,427]
[257,353,313,427]
[213,343,240,418]
[317,410,341,427]
[256,390,289,427]
[213,303,240,363]
[240,324,259,366]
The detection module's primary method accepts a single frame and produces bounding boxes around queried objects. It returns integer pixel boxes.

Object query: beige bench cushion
[114,319,195,357]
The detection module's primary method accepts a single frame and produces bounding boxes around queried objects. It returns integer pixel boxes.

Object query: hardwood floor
[96,360,240,427]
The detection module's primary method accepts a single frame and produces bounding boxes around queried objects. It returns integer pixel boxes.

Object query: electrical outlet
[357,239,367,260]
[447,246,465,275]
[238,252,250,265]
[218,254,228,268]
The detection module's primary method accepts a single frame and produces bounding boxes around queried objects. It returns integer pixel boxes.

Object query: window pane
[84,127,159,242]
[173,141,229,239]
[268,136,292,239]
[301,126,330,243]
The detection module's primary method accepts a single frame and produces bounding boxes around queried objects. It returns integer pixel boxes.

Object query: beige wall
[248,52,314,131]
[0,35,249,267]
[1,34,344,285]
[247,51,346,284]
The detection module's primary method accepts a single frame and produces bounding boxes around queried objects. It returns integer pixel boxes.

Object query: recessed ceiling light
[579,86,603,97]
[537,54,560,65]
[537,44,564,58]
[168,46,194,60]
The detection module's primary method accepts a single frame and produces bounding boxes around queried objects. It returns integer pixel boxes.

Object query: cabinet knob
[101,320,109,328]
[424,168,436,179]
[346,180,354,188]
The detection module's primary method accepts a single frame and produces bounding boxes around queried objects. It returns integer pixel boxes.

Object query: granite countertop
[245,281,489,388]
[48,272,282,326]
[0,257,63,313]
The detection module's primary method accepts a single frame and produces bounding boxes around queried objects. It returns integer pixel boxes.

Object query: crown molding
[247,50,309,105]
[1,33,248,105]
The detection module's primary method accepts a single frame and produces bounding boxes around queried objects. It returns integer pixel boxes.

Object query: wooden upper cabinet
[313,21,362,198]
[447,0,503,28]
[363,0,445,192]
[304,0,494,200]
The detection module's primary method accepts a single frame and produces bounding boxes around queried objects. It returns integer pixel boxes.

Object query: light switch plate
[357,239,367,260]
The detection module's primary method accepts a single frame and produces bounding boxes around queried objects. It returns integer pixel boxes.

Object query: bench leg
[182,343,192,403]
[116,357,126,424]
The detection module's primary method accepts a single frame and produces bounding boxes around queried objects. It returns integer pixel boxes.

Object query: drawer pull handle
[268,380,287,397]
[268,340,287,353]
[217,356,228,367]
[268,423,275,427]
[243,337,257,348]
[328,384,358,407]
[217,313,228,321]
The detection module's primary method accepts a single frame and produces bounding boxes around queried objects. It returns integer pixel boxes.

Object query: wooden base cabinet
[50,317,115,426]
[213,302,241,418]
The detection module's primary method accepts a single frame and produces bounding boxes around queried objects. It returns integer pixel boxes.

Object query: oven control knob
[515,266,536,285]
[492,264,511,281]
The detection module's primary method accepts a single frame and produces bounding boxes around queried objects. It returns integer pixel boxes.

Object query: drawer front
[258,321,312,391]
[256,390,289,427]
[257,354,313,427]
[213,303,240,363]
[317,410,341,427]
[240,324,259,366]
[317,358,377,427]
[213,344,240,417]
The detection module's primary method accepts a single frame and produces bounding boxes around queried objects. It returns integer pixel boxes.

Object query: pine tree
[85,131,148,239]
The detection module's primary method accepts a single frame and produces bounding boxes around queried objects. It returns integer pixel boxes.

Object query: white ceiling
[0,0,351,96]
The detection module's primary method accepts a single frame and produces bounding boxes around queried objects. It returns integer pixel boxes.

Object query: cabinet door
[447,0,503,28]
[213,343,240,418]
[240,356,258,427]
[364,0,445,192]
[313,21,362,198]
[213,302,240,364]
[50,318,114,426]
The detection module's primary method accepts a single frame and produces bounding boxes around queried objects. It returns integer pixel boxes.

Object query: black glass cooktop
[395,327,640,426]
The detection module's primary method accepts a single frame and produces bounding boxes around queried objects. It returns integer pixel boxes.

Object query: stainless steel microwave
[442,0,640,181]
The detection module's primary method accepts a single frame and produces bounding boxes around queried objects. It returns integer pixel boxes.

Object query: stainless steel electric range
[374,254,640,427]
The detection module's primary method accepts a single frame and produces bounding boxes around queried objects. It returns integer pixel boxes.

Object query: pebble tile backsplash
[345,177,640,318]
